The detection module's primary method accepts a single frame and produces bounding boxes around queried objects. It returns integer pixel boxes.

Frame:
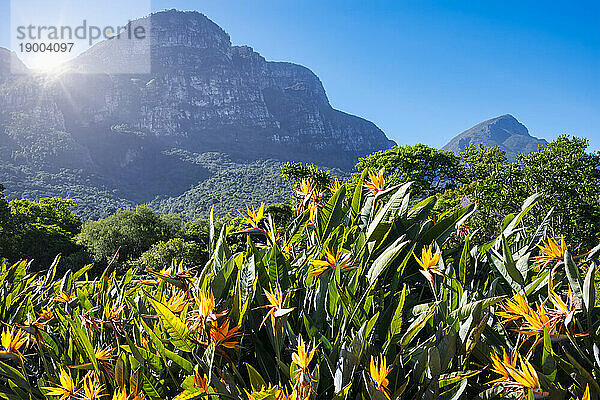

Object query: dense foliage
[0,187,84,269]
[0,166,599,400]
[76,206,183,267]
[1,153,291,222]
[355,144,462,195]
[440,136,600,246]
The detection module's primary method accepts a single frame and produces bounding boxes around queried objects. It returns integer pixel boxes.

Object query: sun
[22,52,72,74]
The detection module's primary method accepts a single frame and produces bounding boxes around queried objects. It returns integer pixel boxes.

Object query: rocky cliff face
[48,10,394,167]
[442,114,547,160]
[0,10,394,218]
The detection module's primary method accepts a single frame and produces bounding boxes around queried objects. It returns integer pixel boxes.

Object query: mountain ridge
[442,114,547,160]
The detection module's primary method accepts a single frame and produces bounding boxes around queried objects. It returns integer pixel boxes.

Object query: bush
[134,238,206,270]
[77,205,182,266]
[438,136,600,246]
[0,195,83,270]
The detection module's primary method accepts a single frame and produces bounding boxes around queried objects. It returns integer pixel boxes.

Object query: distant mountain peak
[443,114,547,160]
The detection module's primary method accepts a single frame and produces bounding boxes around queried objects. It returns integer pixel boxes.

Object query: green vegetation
[77,206,183,267]
[355,144,462,195]
[1,153,292,222]
[135,238,205,270]
[0,186,84,269]
[0,136,599,399]
[280,162,335,191]
[441,136,600,245]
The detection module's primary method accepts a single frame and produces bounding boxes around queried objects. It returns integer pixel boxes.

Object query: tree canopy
[77,205,183,266]
[355,144,462,196]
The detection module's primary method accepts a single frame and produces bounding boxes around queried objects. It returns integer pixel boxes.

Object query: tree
[354,144,462,196]
[134,238,205,270]
[280,162,333,191]
[459,143,508,181]
[265,203,294,228]
[77,205,182,266]
[5,197,83,268]
[439,136,600,247]
[519,135,600,245]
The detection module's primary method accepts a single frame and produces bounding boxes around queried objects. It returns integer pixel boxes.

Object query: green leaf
[366,235,408,285]
[173,387,207,400]
[246,363,267,392]
[458,236,471,285]
[565,250,583,301]
[0,361,32,393]
[501,235,525,286]
[332,383,353,400]
[351,169,368,223]
[358,196,375,231]
[406,195,437,223]
[365,182,413,246]
[141,372,164,398]
[419,202,475,247]
[400,305,435,349]
[388,284,407,341]
[562,350,600,394]
[286,209,311,246]
[61,312,100,375]
[439,370,481,388]
[501,193,541,237]
[489,244,523,292]
[583,263,596,314]
[148,296,195,352]
[449,296,505,321]
[541,328,556,381]
[317,186,346,242]
[267,244,289,289]
[120,343,162,372]
[71,263,94,283]
[335,313,379,392]
[140,318,193,373]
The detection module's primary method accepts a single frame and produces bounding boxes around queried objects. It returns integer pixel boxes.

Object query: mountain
[442,114,547,160]
[0,10,394,220]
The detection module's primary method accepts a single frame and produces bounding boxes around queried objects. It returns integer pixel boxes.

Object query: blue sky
[1,0,598,149]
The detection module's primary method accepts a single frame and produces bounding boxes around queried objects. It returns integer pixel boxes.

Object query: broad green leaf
[61,312,100,375]
[439,370,481,388]
[140,318,193,373]
[0,361,32,392]
[458,236,471,285]
[564,250,583,301]
[148,296,195,352]
[317,186,346,242]
[583,264,596,314]
[365,182,413,246]
[501,193,541,238]
[173,387,208,400]
[246,363,267,392]
[267,244,289,289]
[366,235,408,285]
[388,284,407,341]
[400,305,435,349]
[351,169,369,223]
[419,202,475,247]
[541,329,556,381]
